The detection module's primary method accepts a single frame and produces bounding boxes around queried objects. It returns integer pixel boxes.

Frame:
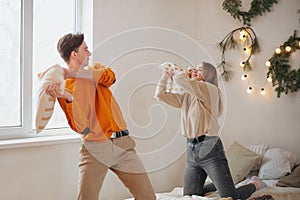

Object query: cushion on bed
[226,141,261,184]
[258,148,298,180]
[276,164,300,188]
[247,144,269,171]
[35,64,65,133]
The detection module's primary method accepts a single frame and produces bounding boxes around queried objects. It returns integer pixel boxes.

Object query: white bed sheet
[154,187,219,200]
[125,187,219,200]
[125,179,300,200]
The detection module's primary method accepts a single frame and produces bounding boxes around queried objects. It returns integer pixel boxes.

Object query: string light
[243,76,270,95]
[240,61,245,68]
[236,28,275,96]
[243,47,251,55]
[275,48,281,54]
[247,87,253,94]
[242,41,297,96]
[260,88,266,95]
[239,29,248,41]
[238,29,300,97]
[241,74,248,80]
[285,46,292,52]
[267,75,272,83]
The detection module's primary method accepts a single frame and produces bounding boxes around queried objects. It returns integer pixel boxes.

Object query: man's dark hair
[57,33,84,63]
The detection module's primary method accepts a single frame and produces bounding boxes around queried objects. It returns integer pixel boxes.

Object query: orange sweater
[58,64,127,142]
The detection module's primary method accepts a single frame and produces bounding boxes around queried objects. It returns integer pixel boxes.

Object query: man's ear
[70,51,77,59]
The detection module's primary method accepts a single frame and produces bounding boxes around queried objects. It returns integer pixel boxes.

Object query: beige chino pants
[77,136,156,200]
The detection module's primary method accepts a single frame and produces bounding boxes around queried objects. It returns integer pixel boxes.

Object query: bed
[125,141,300,200]
[131,183,300,200]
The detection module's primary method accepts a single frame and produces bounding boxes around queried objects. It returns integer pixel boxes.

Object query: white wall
[92,0,300,199]
[0,141,80,200]
[0,1,299,200]
[193,0,300,156]
[92,1,199,199]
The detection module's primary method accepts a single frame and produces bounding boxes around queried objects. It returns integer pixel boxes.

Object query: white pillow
[258,148,298,180]
[158,61,185,94]
[35,64,65,133]
[247,144,269,171]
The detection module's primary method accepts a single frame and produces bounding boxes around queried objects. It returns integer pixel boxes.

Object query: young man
[46,32,156,200]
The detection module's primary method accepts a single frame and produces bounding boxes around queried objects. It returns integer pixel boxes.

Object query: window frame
[0,0,90,140]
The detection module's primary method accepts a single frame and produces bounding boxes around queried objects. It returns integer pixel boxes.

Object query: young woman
[154,62,266,200]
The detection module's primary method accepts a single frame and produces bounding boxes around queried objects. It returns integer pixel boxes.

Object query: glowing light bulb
[265,61,271,67]
[243,47,251,54]
[239,29,248,40]
[241,74,248,80]
[285,46,292,52]
[298,41,300,47]
[260,88,266,96]
[275,48,281,54]
[267,75,272,82]
[240,61,245,68]
[247,87,253,94]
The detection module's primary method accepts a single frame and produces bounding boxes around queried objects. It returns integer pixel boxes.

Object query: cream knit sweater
[154,73,223,139]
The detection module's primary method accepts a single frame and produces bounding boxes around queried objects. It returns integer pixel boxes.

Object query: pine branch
[222,0,278,26]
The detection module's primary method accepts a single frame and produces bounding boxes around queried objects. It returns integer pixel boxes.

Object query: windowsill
[0,133,81,150]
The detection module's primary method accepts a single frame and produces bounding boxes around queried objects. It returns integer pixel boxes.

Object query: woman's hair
[201,62,223,116]
[201,62,218,87]
[57,33,84,63]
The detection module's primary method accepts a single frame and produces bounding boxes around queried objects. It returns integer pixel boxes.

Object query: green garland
[222,0,278,26]
[267,31,300,97]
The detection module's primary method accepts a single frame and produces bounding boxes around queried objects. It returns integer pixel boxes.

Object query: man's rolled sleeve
[93,68,116,87]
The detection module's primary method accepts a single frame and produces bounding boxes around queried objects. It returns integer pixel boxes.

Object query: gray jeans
[183,136,256,200]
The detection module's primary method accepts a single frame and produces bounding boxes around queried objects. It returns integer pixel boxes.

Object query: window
[0,0,22,128]
[0,0,90,139]
[32,0,76,130]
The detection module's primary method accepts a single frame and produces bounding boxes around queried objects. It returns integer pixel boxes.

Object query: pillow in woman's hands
[159,62,185,94]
